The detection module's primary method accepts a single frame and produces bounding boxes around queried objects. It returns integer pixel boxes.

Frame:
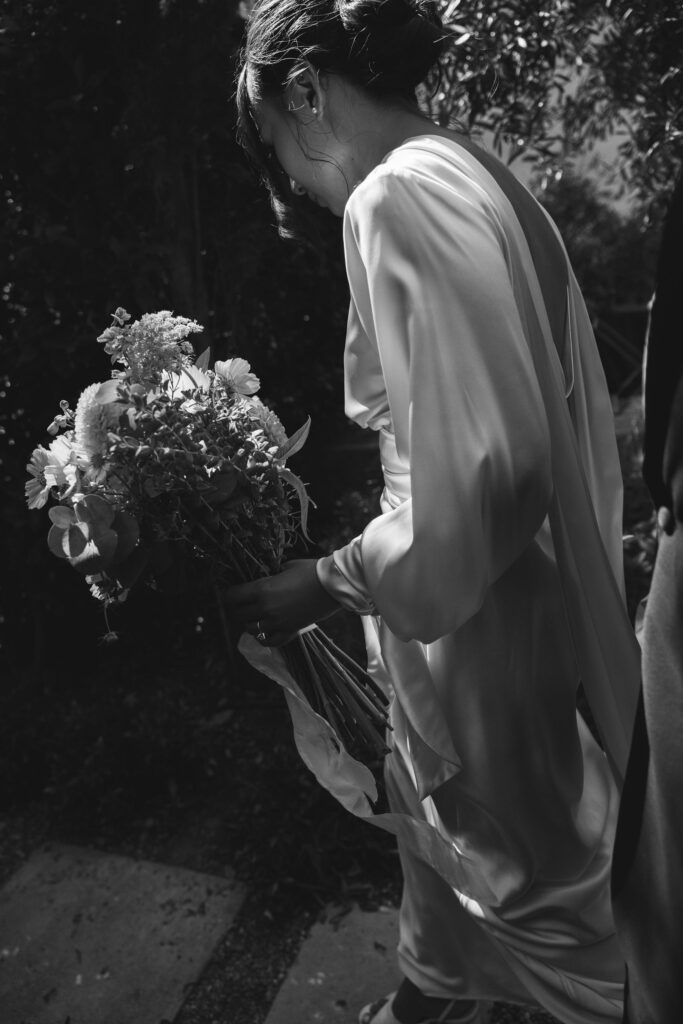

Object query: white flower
[180,398,204,414]
[45,435,79,494]
[74,383,110,467]
[25,437,79,508]
[214,357,260,396]
[25,446,52,509]
[163,364,212,397]
[242,396,288,448]
[94,379,124,404]
[46,434,75,467]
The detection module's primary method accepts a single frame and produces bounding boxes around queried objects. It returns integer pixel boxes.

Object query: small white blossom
[103,310,203,384]
[74,383,110,468]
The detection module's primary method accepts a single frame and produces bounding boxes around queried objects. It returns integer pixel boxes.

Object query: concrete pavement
[0,843,245,1024]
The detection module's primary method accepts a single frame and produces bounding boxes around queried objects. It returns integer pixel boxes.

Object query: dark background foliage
[1,0,352,686]
[0,0,678,912]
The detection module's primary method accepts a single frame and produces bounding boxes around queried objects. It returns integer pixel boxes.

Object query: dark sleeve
[642,169,683,510]
[664,376,683,525]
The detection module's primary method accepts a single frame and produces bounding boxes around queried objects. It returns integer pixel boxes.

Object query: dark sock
[391,978,477,1023]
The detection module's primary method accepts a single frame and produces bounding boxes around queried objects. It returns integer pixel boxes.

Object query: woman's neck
[327,79,453,187]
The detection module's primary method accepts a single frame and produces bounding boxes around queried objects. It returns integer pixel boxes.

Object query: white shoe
[358,992,492,1024]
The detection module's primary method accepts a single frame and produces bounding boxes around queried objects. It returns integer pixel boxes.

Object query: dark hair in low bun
[337,0,445,94]
[236,0,448,237]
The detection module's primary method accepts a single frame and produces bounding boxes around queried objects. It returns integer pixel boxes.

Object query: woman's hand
[222,558,341,647]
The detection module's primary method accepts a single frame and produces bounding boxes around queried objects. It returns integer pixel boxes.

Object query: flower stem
[213,584,237,672]
[305,631,390,728]
[309,627,390,707]
[296,635,347,741]
[302,633,388,756]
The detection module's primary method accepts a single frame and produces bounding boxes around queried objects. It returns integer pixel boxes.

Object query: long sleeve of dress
[324,163,553,644]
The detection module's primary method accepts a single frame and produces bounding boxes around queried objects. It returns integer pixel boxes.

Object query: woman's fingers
[222,580,268,621]
[221,560,337,641]
[222,580,260,606]
[241,620,294,647]
[255,628,298,648]
[253,626,290,643]
[224,602,260,626]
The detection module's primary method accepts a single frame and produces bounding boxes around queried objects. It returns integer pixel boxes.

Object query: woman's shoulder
[345,133,505,244]
[350,136,499,222]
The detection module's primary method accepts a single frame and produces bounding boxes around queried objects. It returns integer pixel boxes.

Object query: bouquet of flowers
[26,308,389,776]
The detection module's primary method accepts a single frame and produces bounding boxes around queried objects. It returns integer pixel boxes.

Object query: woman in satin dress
[226,2,641,1022]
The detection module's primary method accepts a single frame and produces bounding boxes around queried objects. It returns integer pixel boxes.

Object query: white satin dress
[316,136,641,1024]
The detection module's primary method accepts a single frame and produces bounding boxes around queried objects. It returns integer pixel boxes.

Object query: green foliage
[428,1,682,217]
[537,171,659,315]
[569,0,683,218]
[0,0,349,680]
[614,395,655,620]
[535,171,659,395]
[427,1,604,164]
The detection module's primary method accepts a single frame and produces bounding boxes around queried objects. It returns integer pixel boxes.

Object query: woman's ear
[285,63,325,121]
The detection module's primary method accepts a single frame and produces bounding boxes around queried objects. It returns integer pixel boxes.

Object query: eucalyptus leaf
[195,345,211,372]
[279,467,313,541]
[62,523,89,560]
[48,505,75,528]
[277,416,311,461]
[47,524,70,560]
[69,529,118,573]
[74,494,116,530]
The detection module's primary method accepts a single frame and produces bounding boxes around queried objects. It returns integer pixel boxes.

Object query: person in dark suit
[612,169,683,1023]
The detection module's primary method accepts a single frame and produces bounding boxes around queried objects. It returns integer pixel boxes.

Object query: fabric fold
[331,134,639,790]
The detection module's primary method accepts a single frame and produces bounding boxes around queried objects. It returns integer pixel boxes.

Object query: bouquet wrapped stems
[283,627,391,761]
[190,499,392,762]
[28,306,391,771]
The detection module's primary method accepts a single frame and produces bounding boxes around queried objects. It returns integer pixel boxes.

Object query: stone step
[0,843,245,1024]
[264,906,561,1024]
[265,905,401,1024]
